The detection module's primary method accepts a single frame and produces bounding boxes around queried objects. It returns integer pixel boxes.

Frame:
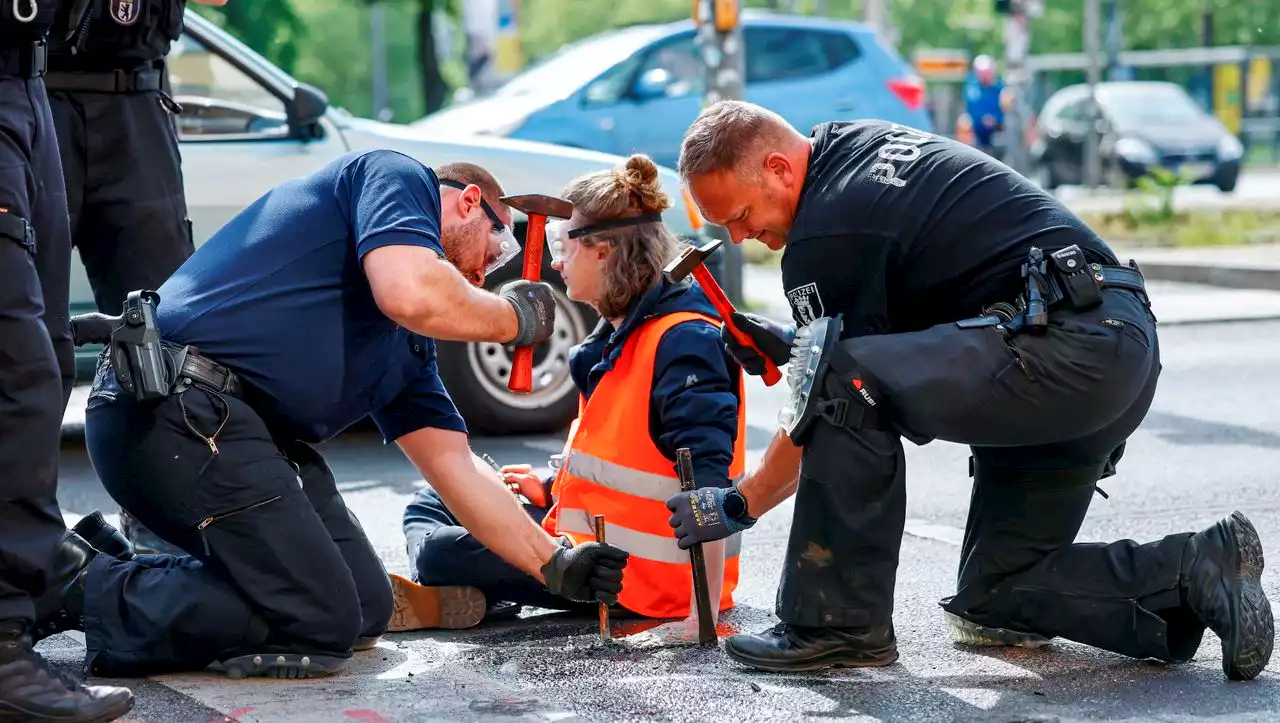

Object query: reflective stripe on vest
[541,309,749,619]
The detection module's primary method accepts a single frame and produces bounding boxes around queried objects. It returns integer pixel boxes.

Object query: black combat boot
[30,532,96,643]
[71,512,135,561]
[1179,510,1274,680]
[0,620,134,722]
[724,621,899,672]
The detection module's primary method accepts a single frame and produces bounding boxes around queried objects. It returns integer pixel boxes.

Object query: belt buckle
[23,40,47,79]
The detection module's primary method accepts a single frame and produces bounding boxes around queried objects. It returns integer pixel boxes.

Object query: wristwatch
[722,487,757,525]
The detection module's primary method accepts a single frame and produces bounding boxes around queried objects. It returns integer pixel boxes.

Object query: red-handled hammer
[664,238,783,386]
[498,193,575,394]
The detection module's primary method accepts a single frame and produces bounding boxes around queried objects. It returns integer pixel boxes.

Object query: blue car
[412,12,934,168]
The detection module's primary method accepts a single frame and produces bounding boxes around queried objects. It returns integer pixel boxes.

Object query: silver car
[68,11,713,435]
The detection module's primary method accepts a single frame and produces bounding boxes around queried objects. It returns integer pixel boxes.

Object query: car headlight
[1218,134,1244,161]
[1114,137,1157,165]
[778,315,844,445]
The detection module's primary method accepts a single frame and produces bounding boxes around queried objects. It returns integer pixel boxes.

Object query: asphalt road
[39,317,1280,722]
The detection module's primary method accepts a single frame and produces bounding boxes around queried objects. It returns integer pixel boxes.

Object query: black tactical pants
[81,363,393,676]
[779,286,1205,663]
[0,66,76,626]
[48,62,193,316]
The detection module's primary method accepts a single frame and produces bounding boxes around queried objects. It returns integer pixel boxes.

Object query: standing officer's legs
[52,82,192,317]
[0,62,132,719]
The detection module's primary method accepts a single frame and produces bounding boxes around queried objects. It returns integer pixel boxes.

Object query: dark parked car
[1030,81,1244,192]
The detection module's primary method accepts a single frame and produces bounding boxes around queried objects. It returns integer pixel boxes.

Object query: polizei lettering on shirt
[869,125,933,188]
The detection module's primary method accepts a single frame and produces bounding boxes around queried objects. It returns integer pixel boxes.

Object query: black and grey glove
[666,483,755,550]
[541,539,629,604]
[723,311,794,375]
[501,280,557,347]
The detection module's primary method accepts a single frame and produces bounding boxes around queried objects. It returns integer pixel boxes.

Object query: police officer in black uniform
[47,0,228,555]
[667,100,1274,680]
[0,1,135,720]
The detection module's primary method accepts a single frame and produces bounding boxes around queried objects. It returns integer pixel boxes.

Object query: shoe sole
[221,653,346,680]
[387,574,487,632]
[0,695,134,723]
[943,611,1052,649]
[1223,511,1274,681]
[353,635,381,651]
[724,641,899,673]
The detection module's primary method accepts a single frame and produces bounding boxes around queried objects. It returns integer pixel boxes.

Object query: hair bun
[618,154,671,215]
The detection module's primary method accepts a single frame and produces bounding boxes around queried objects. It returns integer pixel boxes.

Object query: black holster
[72,289,175,402]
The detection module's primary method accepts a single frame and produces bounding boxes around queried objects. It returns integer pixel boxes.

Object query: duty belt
[0,40,47,79]
[44,66,162,93]
[1043,261,1148,309]
[164,343,243,397]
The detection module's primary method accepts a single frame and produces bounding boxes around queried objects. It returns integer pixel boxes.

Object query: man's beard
[441,216,488,285]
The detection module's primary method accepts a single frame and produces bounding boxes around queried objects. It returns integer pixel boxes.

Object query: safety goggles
[439,179,521,276]
[547,213,664,264]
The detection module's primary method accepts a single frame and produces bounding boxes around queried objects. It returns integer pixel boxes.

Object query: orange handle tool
[508,214,547,394]
[690,265,783,386]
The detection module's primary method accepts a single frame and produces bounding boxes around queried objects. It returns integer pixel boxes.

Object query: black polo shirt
[780,120,1118,336]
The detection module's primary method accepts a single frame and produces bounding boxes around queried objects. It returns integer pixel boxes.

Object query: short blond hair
[677,100,792,180]
[561,154,678,319]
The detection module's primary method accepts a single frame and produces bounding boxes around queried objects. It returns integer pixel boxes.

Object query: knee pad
[779,314,889,447]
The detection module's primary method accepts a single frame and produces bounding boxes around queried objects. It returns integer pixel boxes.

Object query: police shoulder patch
[785,282,825,326]
[110,0,141,26]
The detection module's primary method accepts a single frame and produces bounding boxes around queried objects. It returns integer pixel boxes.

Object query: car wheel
[436,265,596,437]
[1217,175,1238,193]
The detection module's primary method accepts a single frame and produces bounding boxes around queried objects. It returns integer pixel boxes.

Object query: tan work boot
[387,574,487,632]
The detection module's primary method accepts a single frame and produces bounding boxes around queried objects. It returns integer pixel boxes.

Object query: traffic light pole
[694,0,745,306]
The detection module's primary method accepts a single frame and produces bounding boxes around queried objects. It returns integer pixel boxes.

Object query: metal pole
[1103,0,1123,81]
[1083,0,1103,189]
[370,3,390,121]
[1002,1,1030,175]
[695,0,745,306]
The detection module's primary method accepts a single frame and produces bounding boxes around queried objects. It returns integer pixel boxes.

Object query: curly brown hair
[561,154,679,319]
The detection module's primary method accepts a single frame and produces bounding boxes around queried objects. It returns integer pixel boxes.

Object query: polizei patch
[786,282,825,325]
[110,0,141,26]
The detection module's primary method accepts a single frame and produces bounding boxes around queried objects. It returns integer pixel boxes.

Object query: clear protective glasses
[439,178,521,276]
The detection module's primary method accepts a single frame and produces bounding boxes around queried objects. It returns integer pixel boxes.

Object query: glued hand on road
[501,463,548,508]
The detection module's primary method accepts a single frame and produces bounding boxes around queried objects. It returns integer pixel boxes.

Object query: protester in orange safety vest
[391,154,748,639]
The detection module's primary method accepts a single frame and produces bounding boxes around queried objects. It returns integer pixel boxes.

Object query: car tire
[435,236,598,437]
[1033,163,1057,190]
[1217,175,1238,193]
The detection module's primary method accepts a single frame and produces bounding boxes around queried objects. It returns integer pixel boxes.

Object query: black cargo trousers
[47,59,193,317]
[80,360,393,677]
[0,44,77,627]
[777,281,1211,664]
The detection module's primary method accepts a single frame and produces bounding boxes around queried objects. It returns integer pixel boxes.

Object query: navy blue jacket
[568,276,742,487]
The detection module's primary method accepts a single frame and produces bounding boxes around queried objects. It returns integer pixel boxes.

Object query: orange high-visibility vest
[541,310,748,619]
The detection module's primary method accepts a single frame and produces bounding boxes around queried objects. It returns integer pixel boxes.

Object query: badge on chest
[110,0,141,26]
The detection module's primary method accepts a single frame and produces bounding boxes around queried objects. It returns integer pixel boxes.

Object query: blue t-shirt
[154,149,467,444]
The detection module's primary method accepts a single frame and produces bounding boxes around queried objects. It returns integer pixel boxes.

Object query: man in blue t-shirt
[29,149,630,680]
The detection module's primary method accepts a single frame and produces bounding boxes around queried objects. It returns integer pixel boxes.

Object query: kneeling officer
[33,150,629,679]
[666,100,1272,680]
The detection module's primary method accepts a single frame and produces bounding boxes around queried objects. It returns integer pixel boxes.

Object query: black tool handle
[676,447,716,645]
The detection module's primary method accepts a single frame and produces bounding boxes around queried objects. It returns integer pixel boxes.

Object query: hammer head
[663,238,724,283]
[499,194,574,220]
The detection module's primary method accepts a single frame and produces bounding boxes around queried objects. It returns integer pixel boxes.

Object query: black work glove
[723,311,794,375]
[541,539,629,604]
[666,484,755,550]
[501,280,557,347]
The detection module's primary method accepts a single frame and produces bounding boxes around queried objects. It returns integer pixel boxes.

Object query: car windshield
[1099,85,1205,126]
[492,27,664,98]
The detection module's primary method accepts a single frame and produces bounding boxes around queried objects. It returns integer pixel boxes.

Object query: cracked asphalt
[38,302,1280,722]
